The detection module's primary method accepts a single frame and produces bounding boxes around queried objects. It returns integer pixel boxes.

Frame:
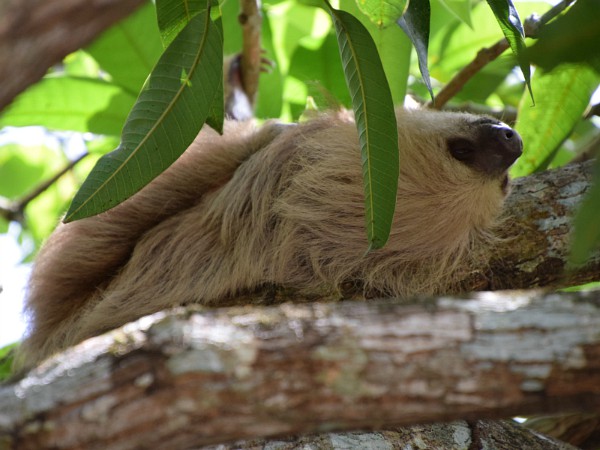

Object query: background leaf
[356,0,408,28]
[571,157,600,265]
[86,3,163,95]
[527,0,600,74]
[65,11,223,222]
[511,65,600,177]
[0,77,135,136]
[328,5,399,250]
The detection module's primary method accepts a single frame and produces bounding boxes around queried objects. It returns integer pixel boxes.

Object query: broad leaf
[0,77,134,136]
[436,0,472,27]
[571,157,600,265]
[156,0,210,47]
[356,0,408,28]
[485,0,532,99]
[65,10,223,222]
[87,3,163,95]
[511,65,599,177]
[527,0,600,74]
[398,0,433,100]
[327,5,399,250]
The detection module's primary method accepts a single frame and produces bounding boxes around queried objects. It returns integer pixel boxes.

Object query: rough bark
[486,160,600,290]
[199,420,577,450]
[1,291,599,449]
[0,0,146,112]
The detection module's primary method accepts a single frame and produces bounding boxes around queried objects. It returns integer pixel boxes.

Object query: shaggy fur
[18,108,521,368]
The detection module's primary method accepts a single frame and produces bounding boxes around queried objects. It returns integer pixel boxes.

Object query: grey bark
[1,291,599,449]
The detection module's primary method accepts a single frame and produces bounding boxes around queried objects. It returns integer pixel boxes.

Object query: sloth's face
[446,117,523,181]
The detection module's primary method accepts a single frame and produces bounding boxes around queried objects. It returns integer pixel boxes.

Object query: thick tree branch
[0,0,146,112]
[1,291,598,449]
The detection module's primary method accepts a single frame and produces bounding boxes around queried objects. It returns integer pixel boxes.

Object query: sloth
[17,107,522,369]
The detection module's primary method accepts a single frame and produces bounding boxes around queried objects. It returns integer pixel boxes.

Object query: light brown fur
[18,108,512,368]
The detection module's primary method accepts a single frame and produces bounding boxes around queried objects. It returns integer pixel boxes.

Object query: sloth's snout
[490,123,523,167]
[479,122,523,176]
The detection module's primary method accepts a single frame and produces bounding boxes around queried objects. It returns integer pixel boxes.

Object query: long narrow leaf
[397,0,433,100]
[485,0,532,99]
[65,10,223,222]
[327,5,399,250]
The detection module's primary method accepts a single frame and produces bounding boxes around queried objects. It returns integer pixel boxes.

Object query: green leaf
[571,157,600,265]
[288,33,351,107]
[527,0,600,74]
[511,65,600,177]
[397,0,433,100]
[485,0,532,99]
[0,77,135,135]
[342,1,411,106]
[355,0,408,28]
[205,16,224,133]
[327,5,399,250]
[156,0,209,47]
[65,10,223,222]
[436,0,472,27]
[0,342,18,382]
[86,3,163,95]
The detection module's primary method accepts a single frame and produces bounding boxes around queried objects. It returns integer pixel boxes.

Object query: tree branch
[0,0,146,112]
[0,153,88,224]
[1,291,598,448]
[429,0,577,109]
[238,0,262,106]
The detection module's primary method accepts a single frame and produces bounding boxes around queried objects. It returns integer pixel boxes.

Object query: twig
[429,0,577,109]
[238,0,262,106]
[0,152,88,223]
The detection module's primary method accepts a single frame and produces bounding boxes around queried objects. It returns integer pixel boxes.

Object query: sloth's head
[395,108,522,192]
[384,108,523,252]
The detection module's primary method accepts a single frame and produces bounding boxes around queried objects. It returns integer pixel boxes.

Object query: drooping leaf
[485,0,532,99]
[65,10,223,222]
[342,1,411,105]
[571,157,600,266]
[397,0,433,100]
[527,0,600,74]
[327,5,399,250]
[511,64,600,177]
[355,0,408,28]
[156,0,210,48]
[87,3,163,95]
[0,77,135,136]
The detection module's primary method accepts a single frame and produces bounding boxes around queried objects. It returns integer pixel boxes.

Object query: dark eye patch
[448,138,477,164]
